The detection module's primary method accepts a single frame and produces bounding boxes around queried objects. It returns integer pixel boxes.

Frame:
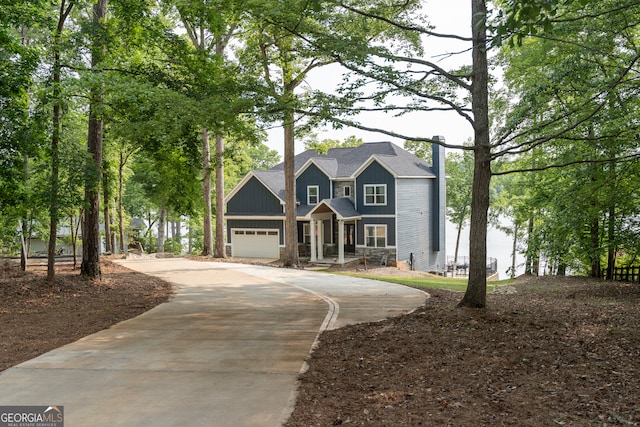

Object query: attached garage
[231,229,280,258]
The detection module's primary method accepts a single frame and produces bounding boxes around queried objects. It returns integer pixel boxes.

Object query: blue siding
[227,219,284,245]
[226,176,282,215]
[355,161,395,215]
[432,144,446,251]
[296,164,331,204]
[356,217,396,246]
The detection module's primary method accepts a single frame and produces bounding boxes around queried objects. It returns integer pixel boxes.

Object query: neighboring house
[224,138,446,272]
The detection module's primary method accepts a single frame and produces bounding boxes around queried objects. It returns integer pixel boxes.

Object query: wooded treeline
[1,0,640,308]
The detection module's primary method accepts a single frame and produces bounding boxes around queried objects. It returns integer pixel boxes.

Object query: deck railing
[447,256,497,276]
[606,266,640,284]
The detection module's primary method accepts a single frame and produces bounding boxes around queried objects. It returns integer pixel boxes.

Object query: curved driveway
[0,258,426,427]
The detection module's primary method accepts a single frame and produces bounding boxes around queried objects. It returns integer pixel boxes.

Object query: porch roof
[305,197,361,221]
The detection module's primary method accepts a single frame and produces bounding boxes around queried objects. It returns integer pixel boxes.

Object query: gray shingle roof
[308,158,339,177]
[253,170,286,201]
[271,141,435,178]
[296,204,314,217]
[254,141,436,202]
[306,197,361,220]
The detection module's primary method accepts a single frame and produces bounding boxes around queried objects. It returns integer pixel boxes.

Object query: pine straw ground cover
[287,276,640,427]
[0,258,172,372]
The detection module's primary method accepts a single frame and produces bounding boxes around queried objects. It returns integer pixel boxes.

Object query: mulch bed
[0,258,172,372]
[287,276,640,426]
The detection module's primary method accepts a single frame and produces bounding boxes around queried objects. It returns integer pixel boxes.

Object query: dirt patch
[287,276,640,426]
[0,258,172,372]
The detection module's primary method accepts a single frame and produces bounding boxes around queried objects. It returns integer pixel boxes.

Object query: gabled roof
[253,170,286,201]
[271,141,435,178]
[227,141,437,207]
[295,157,339,179]
[306,197,361,220]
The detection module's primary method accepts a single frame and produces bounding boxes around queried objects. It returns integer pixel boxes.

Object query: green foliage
[496,0,640,275]
[445,149,475,230]
[163,237,183,254]
[339,271,469,292]
[304,135,364,155]
[0,1,45,216]
[225,140,280,191]
[491,0,591,47]
[130,138,201,218]
[339,272,514,292]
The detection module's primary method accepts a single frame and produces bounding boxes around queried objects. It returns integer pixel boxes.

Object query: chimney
[431,136,446,252]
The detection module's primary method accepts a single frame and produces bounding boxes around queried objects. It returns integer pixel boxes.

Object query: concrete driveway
[0,258,426,427]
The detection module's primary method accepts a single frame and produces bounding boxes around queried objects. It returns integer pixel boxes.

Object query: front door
[344,223,355,253]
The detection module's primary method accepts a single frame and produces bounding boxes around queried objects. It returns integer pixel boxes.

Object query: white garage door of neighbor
[232,229,280,258]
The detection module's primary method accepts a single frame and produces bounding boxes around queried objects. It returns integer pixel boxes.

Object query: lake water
[445,219,527,279]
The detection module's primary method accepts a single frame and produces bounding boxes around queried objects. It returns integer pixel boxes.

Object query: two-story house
[224,138,446,272]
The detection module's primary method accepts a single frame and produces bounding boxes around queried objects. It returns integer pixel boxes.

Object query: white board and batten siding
[396,179,435,271]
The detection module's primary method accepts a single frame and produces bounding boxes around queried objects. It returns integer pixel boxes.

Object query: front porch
[302,197,362,265]
[303,256,362,268]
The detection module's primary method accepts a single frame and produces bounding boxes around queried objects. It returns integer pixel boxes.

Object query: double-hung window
[303,223,311,244]
[365,225,387,248]
[364,184,386,206]
[307,185,319,205]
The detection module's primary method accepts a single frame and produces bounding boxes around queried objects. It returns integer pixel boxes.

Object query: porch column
[317,220,324,261]
[310,219,317,262]
[338,219,345,264]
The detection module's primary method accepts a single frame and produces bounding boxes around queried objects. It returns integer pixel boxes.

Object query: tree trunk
[47,2,68,282]
[458,0,490,308]
[79,210,84,265]
[20,155,29,271]
[81,0,107,279]
[156,205,167,254]
[557,262,566,276]
[102,164,112,254]
[454,212,465,270]
[158,205,166,253]
[510,222,519,279]
[19,30,31,272]
[525,216,534,274]
[201,128,213,256]
[20,219,28,272]
[82,104,103,277]
[282,106,299,267]
[590,217,600,278]
[214,135,226,258]
[606,206,615,279]
[71,211,81,269]
[187,217,193,254]
[606,163,616,279]
[118,151,126,254]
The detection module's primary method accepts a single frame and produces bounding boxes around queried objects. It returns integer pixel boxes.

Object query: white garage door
[231,229,280,258]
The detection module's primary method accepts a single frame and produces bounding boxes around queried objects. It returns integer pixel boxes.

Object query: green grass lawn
[338,272,515,292]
